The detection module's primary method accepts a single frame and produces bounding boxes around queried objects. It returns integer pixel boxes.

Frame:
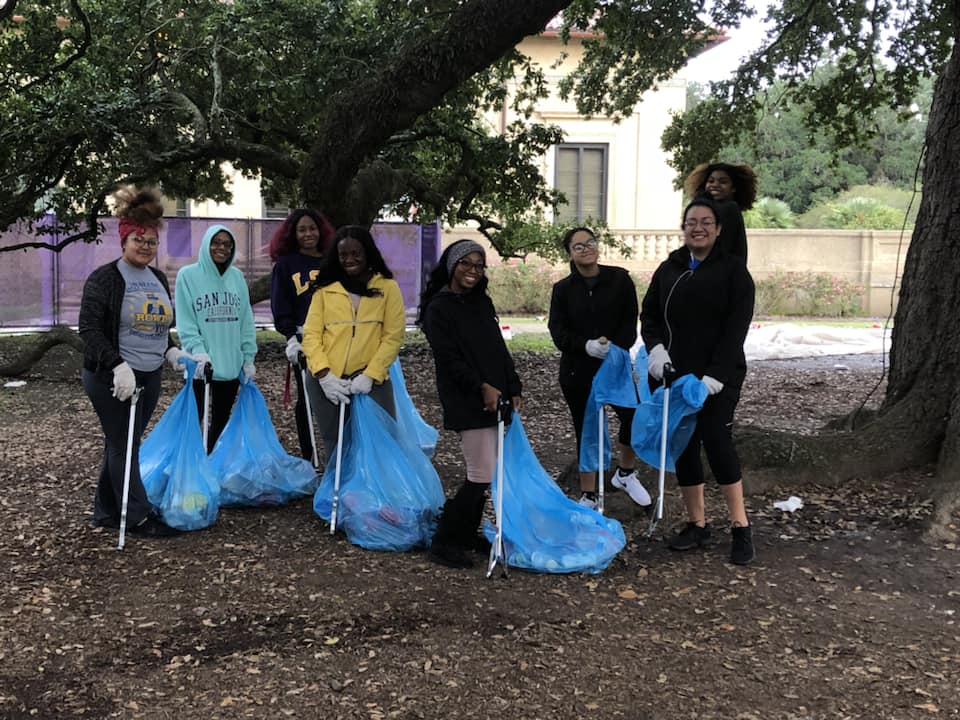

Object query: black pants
[560,378,636,453]
[192,378,240,453]
[675,386,742,486]
[83,367,162,528]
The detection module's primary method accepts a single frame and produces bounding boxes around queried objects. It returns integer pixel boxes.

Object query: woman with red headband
[79,187,189,538]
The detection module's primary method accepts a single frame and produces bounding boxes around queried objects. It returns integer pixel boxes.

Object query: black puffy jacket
[422,288,522,431]
[548,264,638,387]
[640,244,754,388]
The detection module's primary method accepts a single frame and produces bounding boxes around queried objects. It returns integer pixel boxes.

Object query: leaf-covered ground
[0,340,957,719]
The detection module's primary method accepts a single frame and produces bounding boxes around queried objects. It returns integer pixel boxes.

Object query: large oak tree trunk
[301,0,574,225]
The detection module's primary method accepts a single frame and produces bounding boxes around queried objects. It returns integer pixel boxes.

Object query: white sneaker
[577,493,598,510]
[611,470,652,506]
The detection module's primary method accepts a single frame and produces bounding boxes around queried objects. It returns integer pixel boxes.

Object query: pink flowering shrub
[755,271,865,317]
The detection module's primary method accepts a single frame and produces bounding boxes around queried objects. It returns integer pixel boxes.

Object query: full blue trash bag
[140,359,220,530]
[484,416,626,574]
[630,374,708,472]
[313,394,445,551]
[389,358,438,457]
[579,345,640,472]
[209,379,318,506]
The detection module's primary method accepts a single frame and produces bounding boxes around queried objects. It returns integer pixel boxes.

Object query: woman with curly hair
[301,225,405,467]
[684,162,757,263]
[79,186,187,537]
[269,208,336,460]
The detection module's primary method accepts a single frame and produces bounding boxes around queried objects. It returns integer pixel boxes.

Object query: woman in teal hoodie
[174,224,258,451]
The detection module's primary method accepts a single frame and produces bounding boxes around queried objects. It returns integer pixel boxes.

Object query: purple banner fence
[0,217,441,329]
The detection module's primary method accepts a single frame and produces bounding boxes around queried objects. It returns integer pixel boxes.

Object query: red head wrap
[119,217,153,246]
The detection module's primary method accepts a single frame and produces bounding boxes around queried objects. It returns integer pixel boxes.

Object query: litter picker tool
[299,352,320,469]
[329,399,347,535]
[201,362,213,452]
[597,399,605,514]
[487,396,512,579]
[648,363,677,538]
[117,386,142,550]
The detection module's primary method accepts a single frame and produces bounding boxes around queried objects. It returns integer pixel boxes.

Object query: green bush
[822,197,906,230]
[486,259,566,314]
[754,271,865,317]
[799,186,916,229]
[744,197,796,229]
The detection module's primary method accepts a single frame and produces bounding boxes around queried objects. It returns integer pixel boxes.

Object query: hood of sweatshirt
[198,224,237,275]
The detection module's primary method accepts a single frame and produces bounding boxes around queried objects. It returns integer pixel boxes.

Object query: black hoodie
[640,244,754,388]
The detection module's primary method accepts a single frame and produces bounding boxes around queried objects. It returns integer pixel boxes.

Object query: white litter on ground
[773,496,804,512]
[4,380,27,388]
[744,323,891,361]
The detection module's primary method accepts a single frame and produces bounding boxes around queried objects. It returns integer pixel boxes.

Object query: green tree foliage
[821,196,907,230]
[681,73,930,212]
[743,197,795,229]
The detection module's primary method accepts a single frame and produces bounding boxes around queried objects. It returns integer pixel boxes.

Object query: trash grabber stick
[299,353,320,469]
[202,363,213,452]
[117,386,142,551]
[487,397,511,579]
[329,399,347,535]
[648,363,675,538]
[597,401,605,515]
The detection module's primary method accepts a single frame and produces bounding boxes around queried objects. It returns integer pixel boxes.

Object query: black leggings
[675,386,742,486]
[561,379,636,452]
[192,378,240,453]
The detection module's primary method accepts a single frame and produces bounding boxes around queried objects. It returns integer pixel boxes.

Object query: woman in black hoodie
[641,197,756,565]
[419,239,522,569]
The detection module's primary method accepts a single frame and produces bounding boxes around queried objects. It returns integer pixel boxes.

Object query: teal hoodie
[174,225,257,381]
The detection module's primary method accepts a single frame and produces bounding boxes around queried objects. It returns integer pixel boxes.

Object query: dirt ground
[0,339,957,719]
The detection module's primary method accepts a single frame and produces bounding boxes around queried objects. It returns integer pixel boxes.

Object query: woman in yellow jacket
[302,225,405,466]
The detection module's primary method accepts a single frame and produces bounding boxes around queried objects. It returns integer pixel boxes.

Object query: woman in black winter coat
[641,197,756,565]
[549,226,649,510]
[419,239,522,569]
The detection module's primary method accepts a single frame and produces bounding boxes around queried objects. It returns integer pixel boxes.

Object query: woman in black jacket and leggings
[420,239,522,569]
[641,197,756,565]
[549,227,649,510]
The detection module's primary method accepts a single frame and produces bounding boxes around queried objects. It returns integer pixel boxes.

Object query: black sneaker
[730,525,755,565]
[128,516,182,538]
[667,522,712,551]
[428,543,474,569]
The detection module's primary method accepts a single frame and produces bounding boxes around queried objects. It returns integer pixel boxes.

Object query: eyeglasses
[683,219,717,230]
[571,238,598,253]
[210,239,234,248]
[129,237,159,248]
[457,259,487,273]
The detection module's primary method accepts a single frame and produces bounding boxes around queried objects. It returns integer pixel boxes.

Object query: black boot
[429,493,474,569]
[468,487,492,554]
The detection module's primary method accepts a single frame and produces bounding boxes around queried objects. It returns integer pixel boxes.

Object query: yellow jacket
[302,274,405,383]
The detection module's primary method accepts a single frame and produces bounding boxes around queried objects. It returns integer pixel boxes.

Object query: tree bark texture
[0,325,84,377]
[301,0,573,225]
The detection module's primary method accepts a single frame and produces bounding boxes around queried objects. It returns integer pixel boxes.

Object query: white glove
[164,347,187,371]
[318,372,351,405]
[350,374,374,395]
[702,375,724,395]
[285,336,302,365]
[242,363,256,384]
[585,338,610,359]
[647,344,671,381]
[111,362,136,401]
[192,352,212,380]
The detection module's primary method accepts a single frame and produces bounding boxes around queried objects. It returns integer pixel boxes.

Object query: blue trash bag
[579,345,640,472]
[313,394,446,551]
[208,379,318,507]
[630,374,708,472]
[140,359,220,530]
[483,416,626,574]
[389,358,438,457]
